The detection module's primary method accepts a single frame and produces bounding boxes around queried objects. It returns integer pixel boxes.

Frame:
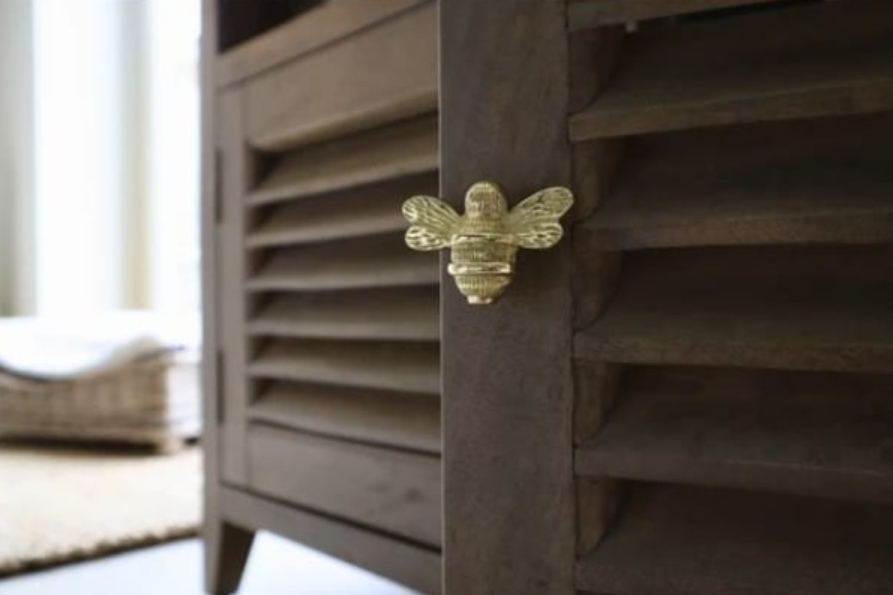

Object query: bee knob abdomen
[448,242,517,305]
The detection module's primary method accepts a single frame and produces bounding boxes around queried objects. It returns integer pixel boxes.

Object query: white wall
[0,0,35,315]
[32,0,149,316]
[146,0,202,316]
[0,0,199,318]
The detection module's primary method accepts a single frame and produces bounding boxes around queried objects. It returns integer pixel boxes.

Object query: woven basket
[0,352,200,453]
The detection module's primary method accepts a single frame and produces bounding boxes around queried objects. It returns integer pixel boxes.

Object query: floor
[0,533,420,595]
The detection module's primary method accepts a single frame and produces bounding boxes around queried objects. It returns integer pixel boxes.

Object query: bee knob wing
[506,187,574,249]
[402,195,461,251]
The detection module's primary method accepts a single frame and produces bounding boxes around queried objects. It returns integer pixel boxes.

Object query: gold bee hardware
[402,181,574,305]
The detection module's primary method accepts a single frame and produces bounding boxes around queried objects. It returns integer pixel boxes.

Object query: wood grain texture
[576,483,893,595]
[248,287,439,341]
[587,114,893,250]
[249,339,440,395]
[221,486,442,594]
[575,246,893,373]
[247,233,439,292]
[568,0,778,29]
[216,0,427,87]
[249,381,440,454]
[246,424,442,546]
[245,2,437,151]
[247,115,437,207]
[576,366,893,502]
[570,0,893,139]
[247,172,437,248]
[441,1,576,593]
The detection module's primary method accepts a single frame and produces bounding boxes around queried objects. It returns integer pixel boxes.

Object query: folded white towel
[0,310,200,380]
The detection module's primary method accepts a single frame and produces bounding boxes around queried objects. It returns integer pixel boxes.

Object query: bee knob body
[447,236,517,305]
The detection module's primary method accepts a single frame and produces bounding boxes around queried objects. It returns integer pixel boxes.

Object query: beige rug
[0,442,201,575]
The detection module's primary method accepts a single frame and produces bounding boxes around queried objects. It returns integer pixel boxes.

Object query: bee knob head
[464,181,508,220]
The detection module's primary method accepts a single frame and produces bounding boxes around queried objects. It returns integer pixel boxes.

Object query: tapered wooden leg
[205,519,255,594]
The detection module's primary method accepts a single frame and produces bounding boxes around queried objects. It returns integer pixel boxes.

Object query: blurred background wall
[0,0,200,319]
[0,0,35,315]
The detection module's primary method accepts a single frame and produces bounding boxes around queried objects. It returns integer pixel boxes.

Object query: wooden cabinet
[202,2,440,593]
[204,1,893,594]
[440,1,893,594]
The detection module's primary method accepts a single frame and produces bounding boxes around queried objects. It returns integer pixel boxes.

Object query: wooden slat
[576,366,893,502]
[247,172,437,248]
[575,246,893,373]
[587,114,893,250]
[576,483,893,595]
[568,0,778,29]
[249,381,440,453]
[248,287,439,341]
[245,1,437,151]
[221,486,441,594]
[246,424,441,546]
[247,234,439,292]
[570,0,893,140]
[248,339,440,395]
[247,115,437,207]
[216,0,427,87]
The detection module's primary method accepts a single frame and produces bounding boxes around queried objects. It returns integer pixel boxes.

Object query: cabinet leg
[205,519,255,594]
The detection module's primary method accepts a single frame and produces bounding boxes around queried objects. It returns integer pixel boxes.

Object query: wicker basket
[0,352,200,453]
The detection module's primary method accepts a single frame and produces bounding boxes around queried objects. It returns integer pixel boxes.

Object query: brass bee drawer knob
[402,181,574,305]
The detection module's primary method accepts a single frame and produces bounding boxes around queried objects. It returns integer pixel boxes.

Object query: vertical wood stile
[218,89,253,485]
[201,0,217,537]
[441,1,576,593]
[202,1,256,591]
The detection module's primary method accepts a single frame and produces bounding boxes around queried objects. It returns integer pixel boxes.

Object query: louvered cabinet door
[440,1,893,594]
[571,2,893,594]
[213,0,443,560]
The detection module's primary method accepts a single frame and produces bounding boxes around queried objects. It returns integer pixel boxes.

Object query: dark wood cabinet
[204,1,893,594]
